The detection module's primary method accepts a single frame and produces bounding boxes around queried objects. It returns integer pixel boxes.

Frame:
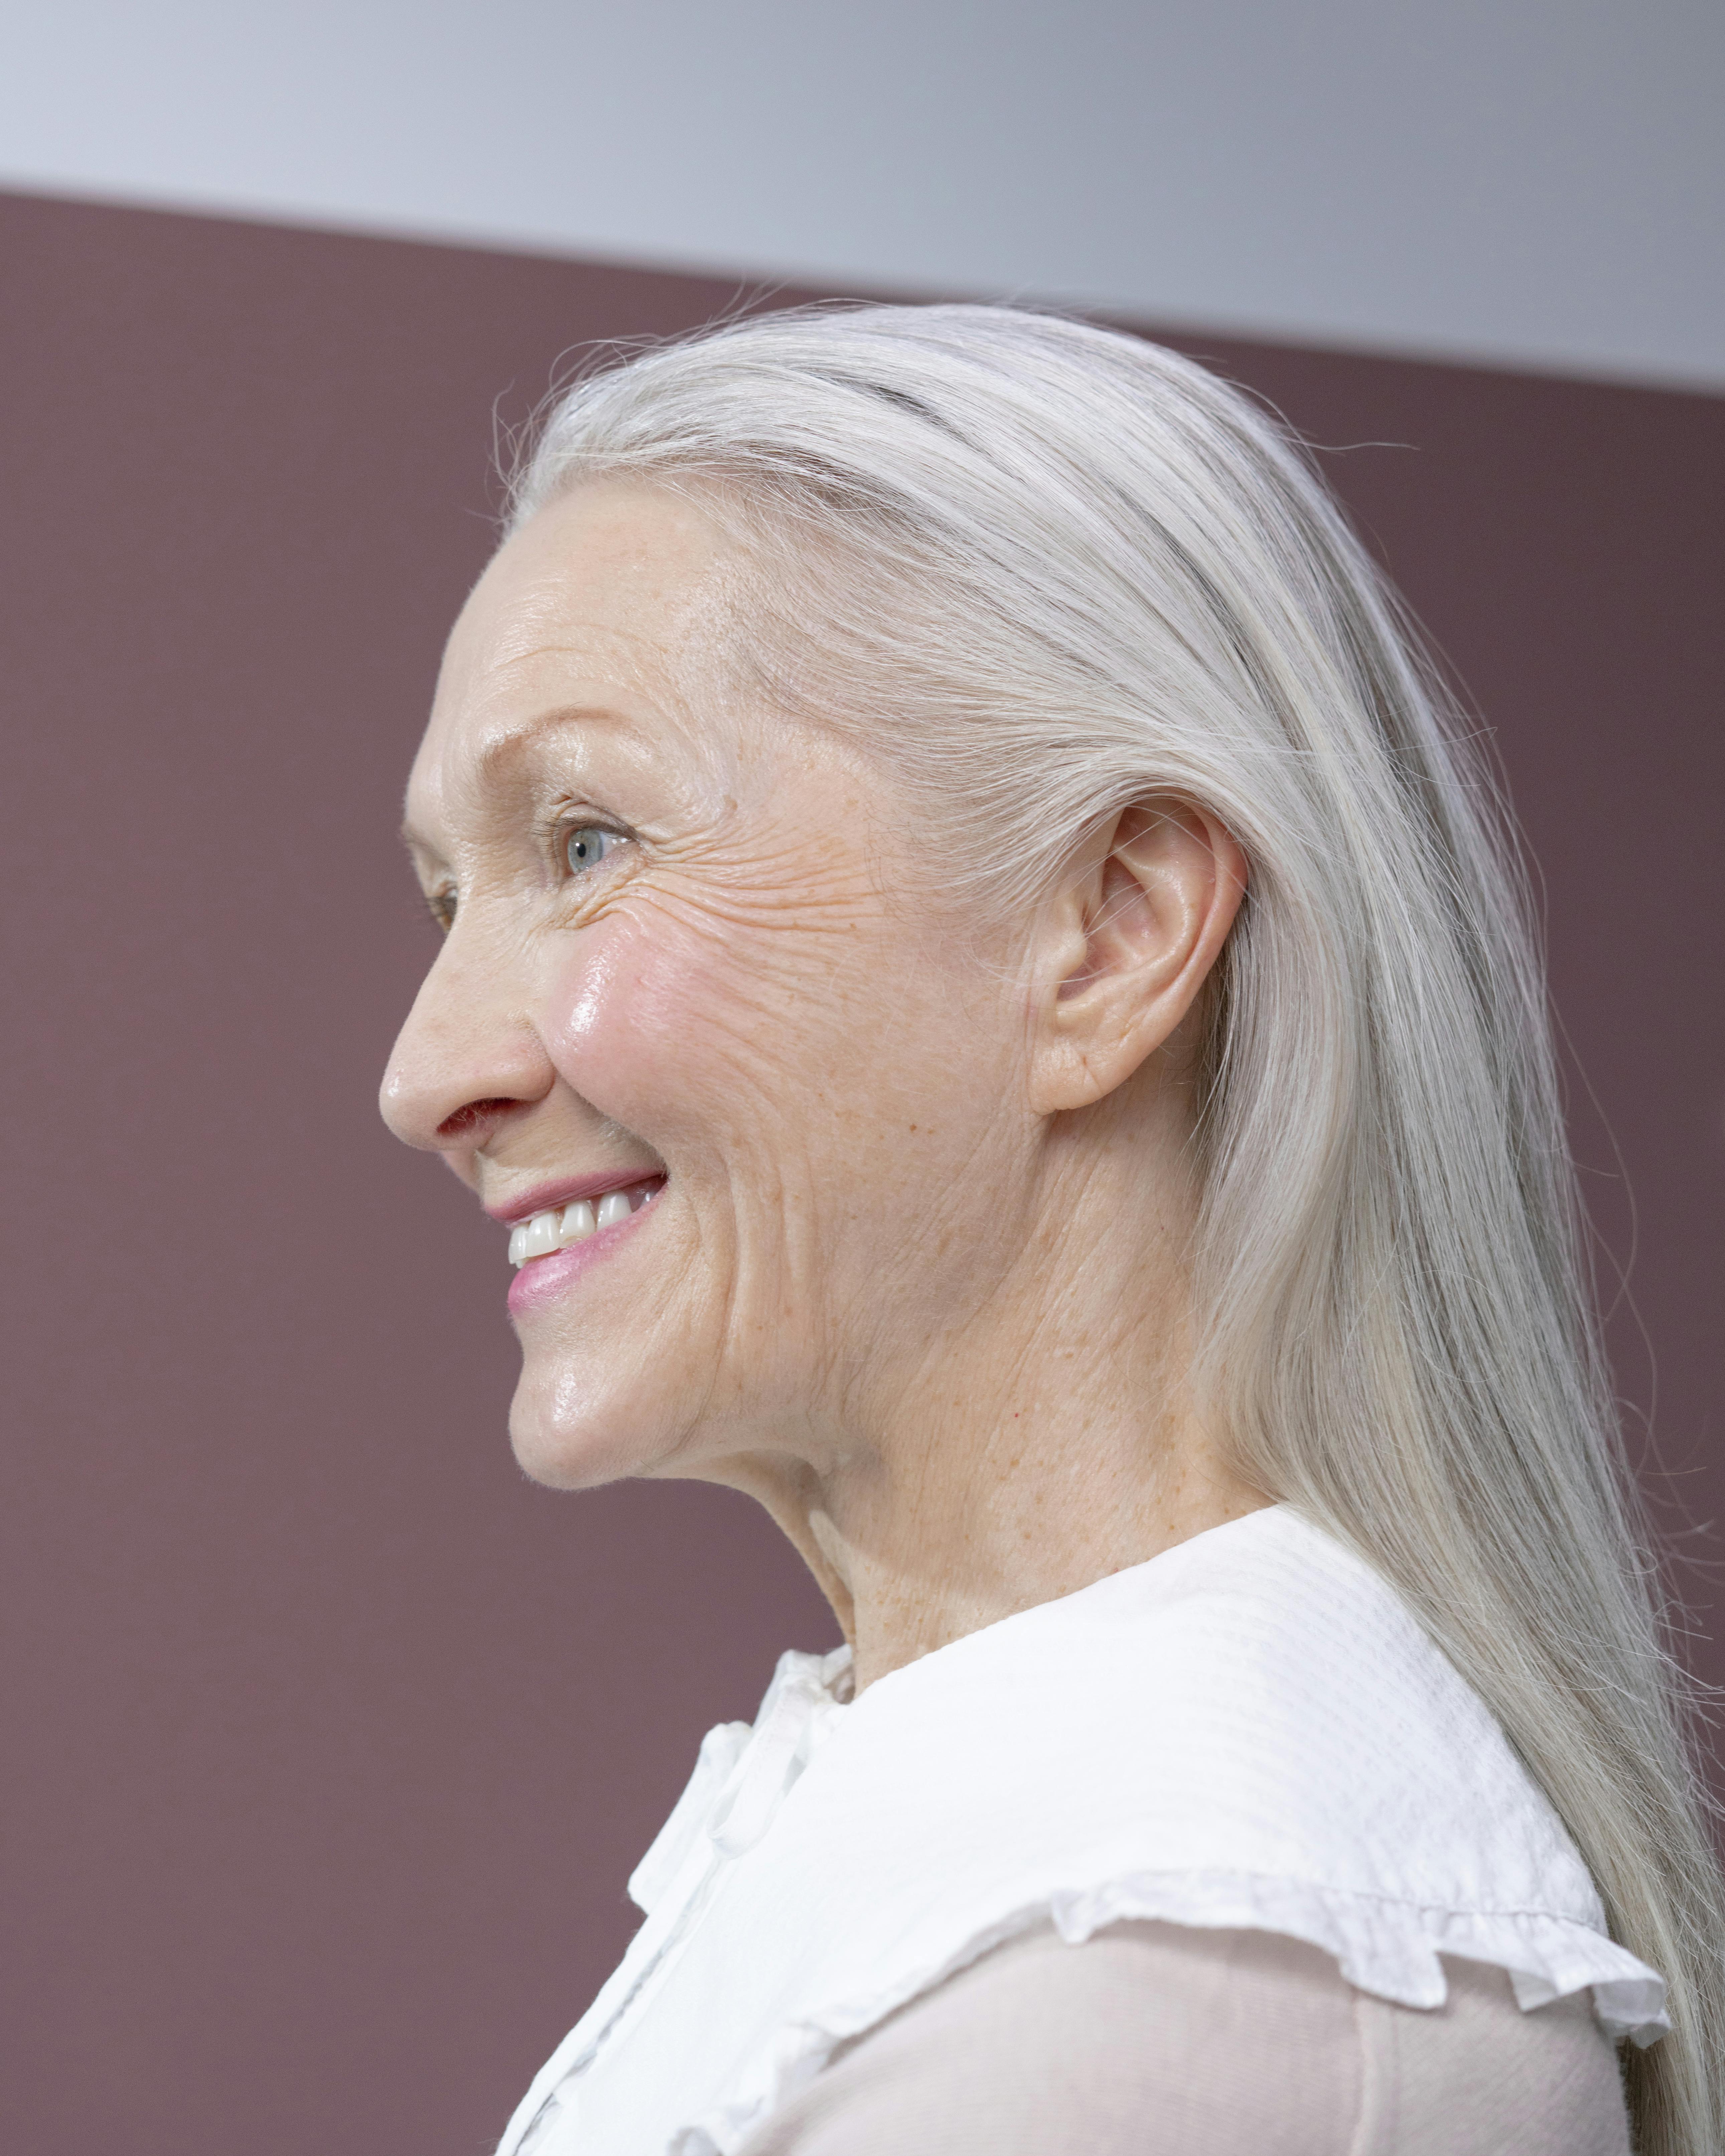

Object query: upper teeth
[508,1183,657,1267]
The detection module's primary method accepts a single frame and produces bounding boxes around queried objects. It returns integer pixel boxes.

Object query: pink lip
[504,1182,665,1318]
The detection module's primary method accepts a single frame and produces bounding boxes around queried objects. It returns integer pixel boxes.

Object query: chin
[506,1353,695,1491]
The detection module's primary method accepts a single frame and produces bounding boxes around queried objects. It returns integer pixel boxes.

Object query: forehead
[411,479,744,814]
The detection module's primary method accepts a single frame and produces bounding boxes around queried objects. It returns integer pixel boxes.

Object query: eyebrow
[470,700,634,786]
[399,702,637,858]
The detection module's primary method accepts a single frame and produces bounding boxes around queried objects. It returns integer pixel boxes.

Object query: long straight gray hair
[509,304,1724,2153]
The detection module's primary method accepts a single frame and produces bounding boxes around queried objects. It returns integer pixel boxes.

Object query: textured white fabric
[499,1505,1664,2156]
[733,1925,1632,2156]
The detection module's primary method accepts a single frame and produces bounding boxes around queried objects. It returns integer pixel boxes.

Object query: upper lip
[484,1169,665,1226]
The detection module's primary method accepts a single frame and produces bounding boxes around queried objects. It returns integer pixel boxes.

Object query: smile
[507,1178,665,1267]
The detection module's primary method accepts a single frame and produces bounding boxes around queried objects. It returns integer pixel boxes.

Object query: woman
[380,306,1724,2154]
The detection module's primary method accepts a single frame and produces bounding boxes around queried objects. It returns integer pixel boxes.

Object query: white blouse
[735,1923,1632,2156]
[498,1505,1664,2156]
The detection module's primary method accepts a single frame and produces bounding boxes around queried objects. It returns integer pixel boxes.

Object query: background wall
[0,181,1720,2156]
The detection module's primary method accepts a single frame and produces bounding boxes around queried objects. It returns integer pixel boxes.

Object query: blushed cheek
[540,908,743,1138]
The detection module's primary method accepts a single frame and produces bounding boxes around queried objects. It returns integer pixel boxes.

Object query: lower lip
[506,1192,661,1319]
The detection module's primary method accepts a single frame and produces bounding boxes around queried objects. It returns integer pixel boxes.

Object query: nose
[380,928,555,1158]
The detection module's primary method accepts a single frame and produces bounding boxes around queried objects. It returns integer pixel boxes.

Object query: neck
[717,1113,1268,1691]
[815,1340,1260,1690]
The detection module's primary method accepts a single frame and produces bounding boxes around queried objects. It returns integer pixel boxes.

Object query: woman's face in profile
[382,481,1032,1492]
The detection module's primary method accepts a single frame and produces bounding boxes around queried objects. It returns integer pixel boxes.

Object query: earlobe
[1027,799,1246,1116]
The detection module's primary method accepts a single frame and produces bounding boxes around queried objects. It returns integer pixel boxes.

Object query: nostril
[436,1096,525,1142]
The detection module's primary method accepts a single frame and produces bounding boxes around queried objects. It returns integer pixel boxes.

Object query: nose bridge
[380,920,550,1150]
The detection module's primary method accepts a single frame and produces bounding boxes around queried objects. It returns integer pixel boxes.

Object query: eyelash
[424,807,632,934]
[545,806,625,854]
[546,807,634,884]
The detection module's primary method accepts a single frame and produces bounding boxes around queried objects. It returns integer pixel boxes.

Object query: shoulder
[776,1508,1653,2031]
[737,1923,1631,2156]
[531,1511,1658,2154]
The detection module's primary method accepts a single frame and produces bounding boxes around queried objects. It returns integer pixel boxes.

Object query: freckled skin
[381,480,1265,1687]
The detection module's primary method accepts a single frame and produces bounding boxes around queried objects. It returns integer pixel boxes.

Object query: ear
[1027,798,1247,1115]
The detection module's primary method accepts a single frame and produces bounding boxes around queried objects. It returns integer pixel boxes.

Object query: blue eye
[565,825,620,874]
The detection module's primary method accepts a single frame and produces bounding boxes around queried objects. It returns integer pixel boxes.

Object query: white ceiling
[2,0,1720,389]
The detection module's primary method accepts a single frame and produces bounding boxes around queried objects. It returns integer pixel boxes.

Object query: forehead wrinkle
[417,506,760,842]
[482,622,673,687]
[459,601,710,739]
[476,534,731,681]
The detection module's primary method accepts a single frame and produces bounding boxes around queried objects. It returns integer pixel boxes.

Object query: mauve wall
[0,192,1719,2155]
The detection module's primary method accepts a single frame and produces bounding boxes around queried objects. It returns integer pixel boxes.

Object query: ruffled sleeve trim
[680,1873,1663,2154]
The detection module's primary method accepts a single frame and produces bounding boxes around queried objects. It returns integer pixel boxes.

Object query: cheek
[541,905,793,1146]
[540,896,1020,1200]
